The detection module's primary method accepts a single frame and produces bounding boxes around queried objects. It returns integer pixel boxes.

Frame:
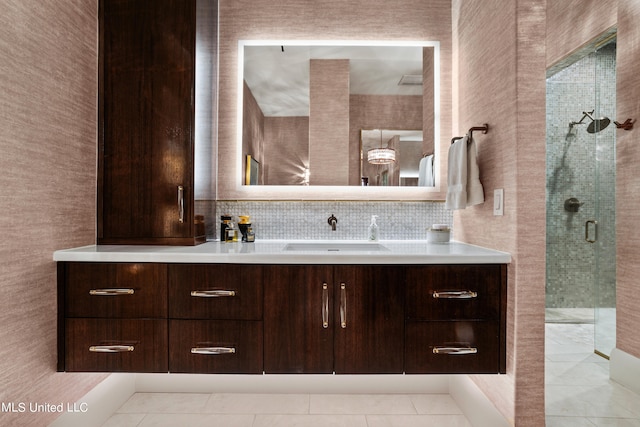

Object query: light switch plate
[494,189,504,216]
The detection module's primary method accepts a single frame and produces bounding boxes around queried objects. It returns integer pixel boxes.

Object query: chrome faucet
[328,214,338,231]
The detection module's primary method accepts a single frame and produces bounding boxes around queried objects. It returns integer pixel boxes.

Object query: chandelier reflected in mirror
[367,129,396,164]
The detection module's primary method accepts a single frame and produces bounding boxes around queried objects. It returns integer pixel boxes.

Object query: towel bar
[451,124,489,144]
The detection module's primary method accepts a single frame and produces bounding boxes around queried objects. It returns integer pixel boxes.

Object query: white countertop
[53,240,511,264]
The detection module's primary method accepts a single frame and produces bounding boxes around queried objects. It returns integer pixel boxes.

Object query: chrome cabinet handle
[190,290,236,297]
[178,185,184,224]
[432,346,478,355]
[340,283,347,328]
[432,290,478,299]
[585,219,598,243]
[89,288,135,296]
[322,283,329,328]
[191,346,236,355]
[89,345,135,353]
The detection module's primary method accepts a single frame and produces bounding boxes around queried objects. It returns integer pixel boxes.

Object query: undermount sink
[283,242,390,252]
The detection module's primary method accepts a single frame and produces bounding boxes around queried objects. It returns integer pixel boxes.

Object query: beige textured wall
[616,0,640,359]
[0,1,107,426]
[453,0,547,425]
[242,81,265,184]
[546,0,617,69]
[264,117,309,185]
[309,59,350,185]
[218,0,452,200]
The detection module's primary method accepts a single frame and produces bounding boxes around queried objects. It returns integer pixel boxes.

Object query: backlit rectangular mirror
[238,40,440,191]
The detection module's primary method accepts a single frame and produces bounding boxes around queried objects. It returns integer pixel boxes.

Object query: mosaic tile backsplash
[214,200,452,241]
[546,43,616,309]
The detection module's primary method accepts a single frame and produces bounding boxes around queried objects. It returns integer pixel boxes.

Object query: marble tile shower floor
[101,393,472,427]
[546,322,640,426]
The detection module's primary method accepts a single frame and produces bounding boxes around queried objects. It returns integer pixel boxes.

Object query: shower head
[569,110,611,133]
[587,116,611,133]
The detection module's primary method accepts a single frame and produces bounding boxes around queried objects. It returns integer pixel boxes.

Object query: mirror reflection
[241,42,436,186]
[360,129,431,187]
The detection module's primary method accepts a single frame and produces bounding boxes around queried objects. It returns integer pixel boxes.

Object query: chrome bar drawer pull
[322,283,329,328]
[340,283,347,329]
[191,347,236,355]
[432,290,478,299]
[190,290,236,298]
[89,288,135,296]
[432,346,478,355]
[89,345,135,353]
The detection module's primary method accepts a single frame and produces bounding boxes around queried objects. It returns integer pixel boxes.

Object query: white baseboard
[610,347,640,395]
[48,374,136,427]
[449,376,512,427]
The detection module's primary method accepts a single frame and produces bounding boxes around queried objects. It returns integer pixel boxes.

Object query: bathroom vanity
[54,241,509,375]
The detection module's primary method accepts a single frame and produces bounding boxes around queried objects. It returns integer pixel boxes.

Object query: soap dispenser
[368,215,379,241]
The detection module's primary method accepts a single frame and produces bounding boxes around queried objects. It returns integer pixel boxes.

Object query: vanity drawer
[405,320,501,374]
[168,264,263,320]
[405,265,504,321]
[64,262,167,318]
[169,320,263,373]
[65,318,168,372]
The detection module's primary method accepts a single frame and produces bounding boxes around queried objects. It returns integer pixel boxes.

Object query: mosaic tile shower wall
[546,43,616,309]
[215,200,452,241]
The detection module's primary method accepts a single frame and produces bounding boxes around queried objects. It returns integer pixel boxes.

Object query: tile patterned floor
[101,392,472,427]
[546,322,640,426]
[100,321,640,426]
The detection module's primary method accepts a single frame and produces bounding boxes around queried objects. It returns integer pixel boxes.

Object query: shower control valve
[564,197,584,213]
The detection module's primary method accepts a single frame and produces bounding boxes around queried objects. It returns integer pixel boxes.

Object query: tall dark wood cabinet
[98,0,206,245]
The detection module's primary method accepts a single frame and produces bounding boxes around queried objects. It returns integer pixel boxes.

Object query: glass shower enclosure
[545,39,616,358]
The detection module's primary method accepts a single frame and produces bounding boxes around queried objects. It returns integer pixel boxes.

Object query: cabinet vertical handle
[322,283,329,328]
[177,185,185,224]
[340,283,347,328]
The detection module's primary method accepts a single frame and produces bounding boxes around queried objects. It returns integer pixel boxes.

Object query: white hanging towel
[445,135,468,209]
[466,137,485,207]
[418,154,434,187]
[445,134,485,209]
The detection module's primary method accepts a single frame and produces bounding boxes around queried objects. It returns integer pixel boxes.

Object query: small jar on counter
[427,224,451,243]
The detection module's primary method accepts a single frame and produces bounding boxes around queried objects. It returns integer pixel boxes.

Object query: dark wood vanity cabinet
[98,0,205,245]
[167,264,264,374]
[59,262,169,372]
[263,265,405,374]
[404,264,507,374]
[59,262,506,375]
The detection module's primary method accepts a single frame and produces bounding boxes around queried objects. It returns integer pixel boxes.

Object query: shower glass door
[545,38,616,358]
[593,41,616,358]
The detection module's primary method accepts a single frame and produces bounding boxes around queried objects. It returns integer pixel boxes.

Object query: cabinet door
[169,320,263,374]
[264,265,334,374]
[65,262,167,318]
[168,264,263,320]
[405,265,503,321]
[333,266,405,374]
[65,318,168,372]
[405,320,500,374]
[99,0,196,244]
